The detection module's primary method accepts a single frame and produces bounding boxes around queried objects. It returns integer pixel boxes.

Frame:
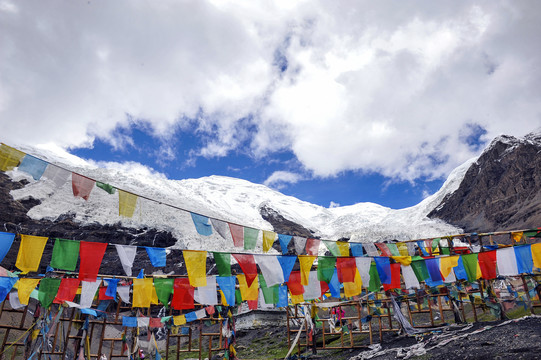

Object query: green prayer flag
[96,181,116,194]
[322,240,340,256]
[432,238,441,252]
[259,275,276,304]
[213,252,231,277]
[38,278,61,308]
[235,289,242,305]
[50,238,80,271]
[368,263,381,292]
[411,259,429,282]
[461,254,478,283]
[154,278,174,307]
[317,256,336,283]
[243,227,259,250]
[387,243,400,256]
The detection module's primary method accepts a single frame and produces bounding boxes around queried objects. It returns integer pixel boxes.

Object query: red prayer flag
[54,278,80,304]
[149,318,164,328]
[232,253,258,287]
[336,257,357,283]
[228,223,244,247]
[320,281,329,296]
[305,238,320,256]
[382,264,401,291]
[99,286,114,300]
[72,173,95,200]
[248,299,258,310]
[286,271,305,295]
[478,250,497,279]
[171,278,194,310]
[78,241,107,281]
[375,243,392,256]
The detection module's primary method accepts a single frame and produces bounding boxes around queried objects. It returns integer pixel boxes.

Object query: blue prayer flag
[80,308,98,317]
[277,285,288,307]
[137,269,145,279]
[374,257,391,284]
[515,245,533,274]
[278,234,292,255]
[0,277,17,302]
[216,276,236,306]
[185,311,197,322]
[416,241,429,256]
[18,155,48,180]
[454,256,468,280]
[0,232,15,264]
[145,247,166,267]
[105,278,120,298]
[350,243,364,257]
[122,316,138,327]
[277,256,296,282]
[424,258,443,287]
[328,269,341,298]
[190,213,213,236]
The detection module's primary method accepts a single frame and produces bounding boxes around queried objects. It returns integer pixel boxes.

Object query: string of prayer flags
[336,257,356,283]
[96,181,116,194]
[216,276,236,306]
[132,278,153,308]
[515,245,533,274]
[350,243,364,257]
[0,232,15,263]
[232,253,257,286]
[374,257,391,284]
[153,278,174,306]
[72,173,95,200]
[322,240,340,256]
[344,270,363,298]
[194,276,218,305]
[50,238,80,271]
[15,234,48,274]
[191,213,213,236]
[183,250,207,287]
[254,255,284,287]
[478,250,497,279]
[262,230,275,253]
[336,242,350,256]
[298,255,316,285]
[42,164,70,188]
[294,237,307,255]
[79,241,107,281]
[496,247,519,276]
[145,247,166,267]
[115,244,137,276]
[243,227,259,250]
[355,257,372,286]
[17,278,40,305]
[18,155,48,180]
[382,264,401,291]
[238,274,258,301]
[303,271,322,300]
[228,223,244,248]
[172,278,194,310]
[213,252,231,277]
[277,255,296,282]
[317,256,336,283]
[305,238,320,256]
[0,144,25,171]
[38,278,61,308]
[278,234,292,254]
[118,190,138,218]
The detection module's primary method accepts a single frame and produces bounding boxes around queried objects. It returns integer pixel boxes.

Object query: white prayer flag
[254,255,284,287]
[114,244,137,277]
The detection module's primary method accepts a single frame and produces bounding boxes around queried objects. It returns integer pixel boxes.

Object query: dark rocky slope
[428,132,541,232]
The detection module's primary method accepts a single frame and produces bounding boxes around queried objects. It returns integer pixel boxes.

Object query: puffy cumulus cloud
[263,171,304,190]
[1,1,540,182]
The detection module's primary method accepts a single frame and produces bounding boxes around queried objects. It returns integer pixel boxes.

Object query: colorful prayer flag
[232,253,257,287]
[190,213,213,236]
[15,234,48,274]
[38,278,61,308]
[262,231,276,253]
[337,242,350,257]
[213,252,231,277]
[244,227,259,250]
[18,155,47,180]
[299,255,316,285]
[17,278,40,305]
[133,278,153,308]
[72,173,95,200]
[228,223,244,247]
[238,273,258,301]
[172,278,194,310]
[0,232,15,264]
[305,238,320,256]
[0,144,25,171]
[145,247,166,267]
[183,250,207,287]
[118,190,138,218]
[277,255,296,282]
[278,234,292,254]
[50,238,80,271]
[79,241,107,281]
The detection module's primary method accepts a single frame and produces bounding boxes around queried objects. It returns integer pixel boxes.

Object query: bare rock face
[428,132,541,232]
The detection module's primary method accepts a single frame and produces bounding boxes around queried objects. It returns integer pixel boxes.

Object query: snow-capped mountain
[2,131,539,254]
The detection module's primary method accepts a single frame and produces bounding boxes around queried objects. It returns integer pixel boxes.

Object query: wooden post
[521,275,535,315]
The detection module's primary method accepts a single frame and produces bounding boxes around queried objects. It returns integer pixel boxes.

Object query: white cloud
[1,1,540,182]
[329,201,340,208]
[263,171,304,189]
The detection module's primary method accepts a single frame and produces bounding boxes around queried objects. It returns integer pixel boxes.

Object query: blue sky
[2,1,539,210]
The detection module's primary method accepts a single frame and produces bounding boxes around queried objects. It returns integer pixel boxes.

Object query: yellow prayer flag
[337,242,350,257]
[182,250,207,287]
[440,256,459,278]
[15,234,48,274]
[290,293,304,305]
[219,290,228,306]
[0,144,25,172]
[391,256,412,266]
[476,261,482,279]
[532,243,541,269]
[299,255,316,285]
[151,284,159,305]
[397,243,409,256]
[173,315,186,326]
[511,232,523,243]
[17,278,41,305]
[118,190,138,218]
[238,273,258,301]
[132,278,153,308]
[344,270,362,298]
[262,230,276,253]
